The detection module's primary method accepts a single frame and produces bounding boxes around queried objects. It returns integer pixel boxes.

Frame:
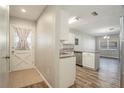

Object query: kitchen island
[74,51,100,70]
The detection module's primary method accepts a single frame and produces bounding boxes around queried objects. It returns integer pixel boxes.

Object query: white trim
[10,23,35,72]
[10,65,35,72]
[34,66,52,88]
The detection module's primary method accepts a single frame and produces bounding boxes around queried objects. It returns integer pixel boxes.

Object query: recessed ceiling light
[21,9,26,13]
[0,5,7,8]
[68,16,80,24]
[91,11,98,16]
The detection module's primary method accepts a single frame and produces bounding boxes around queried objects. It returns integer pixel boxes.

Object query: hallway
[9,68,48,88]
[74,58,120,88]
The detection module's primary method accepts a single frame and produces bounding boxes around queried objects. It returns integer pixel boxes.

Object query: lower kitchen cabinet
[82,52,100,70]
[59,57,76,88]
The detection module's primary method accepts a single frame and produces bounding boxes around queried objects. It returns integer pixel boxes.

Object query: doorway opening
[61,5,121,88]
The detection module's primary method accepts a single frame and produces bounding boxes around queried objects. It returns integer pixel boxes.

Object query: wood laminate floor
[9,58,120,88]
[73,58,120,88]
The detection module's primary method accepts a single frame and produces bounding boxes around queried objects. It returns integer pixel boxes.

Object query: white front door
[0,5,9,87]
[10,25,35,71]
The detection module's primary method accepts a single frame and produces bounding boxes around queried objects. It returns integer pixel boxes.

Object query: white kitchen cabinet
[58,10,75,44]
[82,52,99,70]
[59,57,76,88]
[59,10,69,41]
[63,33,75,44]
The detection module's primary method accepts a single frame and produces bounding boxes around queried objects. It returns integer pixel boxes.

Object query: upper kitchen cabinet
[57,9,75,44]
[59,10,69,41]
[63,32,75,44]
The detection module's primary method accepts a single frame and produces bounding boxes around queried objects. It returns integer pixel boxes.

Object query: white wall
[9,16,36,65]
[36,6,59,87]
[70,29,95,52]
[0,5,9,88]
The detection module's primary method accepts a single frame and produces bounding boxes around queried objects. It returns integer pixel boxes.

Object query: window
[27,32,32,49]
[14,31,19,49]
[99,39,108,49]
[99,36,118,50]
[109,40,118,49]
[14,31,32,50]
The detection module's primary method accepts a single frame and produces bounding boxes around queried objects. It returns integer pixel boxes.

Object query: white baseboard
[10,65,35,72]
[34,66,52,88]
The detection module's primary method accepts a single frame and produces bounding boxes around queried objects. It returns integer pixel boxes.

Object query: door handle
[3,56,10,59]
[5,56,10,59]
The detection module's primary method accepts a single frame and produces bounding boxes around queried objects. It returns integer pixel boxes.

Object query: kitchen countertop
[60,54,75,58]
[74,51,82,53]
[74,50,100,53]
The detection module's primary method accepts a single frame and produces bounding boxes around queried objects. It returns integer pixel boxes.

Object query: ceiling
[10,5,46,21]
[60,5,124,36]
[10,5,124,36]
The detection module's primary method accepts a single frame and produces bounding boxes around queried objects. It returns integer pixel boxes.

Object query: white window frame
[99,39,118,50]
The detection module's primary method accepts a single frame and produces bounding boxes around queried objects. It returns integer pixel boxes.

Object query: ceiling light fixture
[21,9,26,13]
[103,35,107,39]
[103,35,110,39]
[91,11,98,16]
[103,27,113,39]
[68,16,80,24]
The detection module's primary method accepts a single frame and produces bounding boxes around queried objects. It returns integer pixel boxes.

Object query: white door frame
[10,24,35,72]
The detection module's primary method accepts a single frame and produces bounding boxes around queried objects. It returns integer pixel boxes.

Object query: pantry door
[10,25,35,72]
[0,5,9,87]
